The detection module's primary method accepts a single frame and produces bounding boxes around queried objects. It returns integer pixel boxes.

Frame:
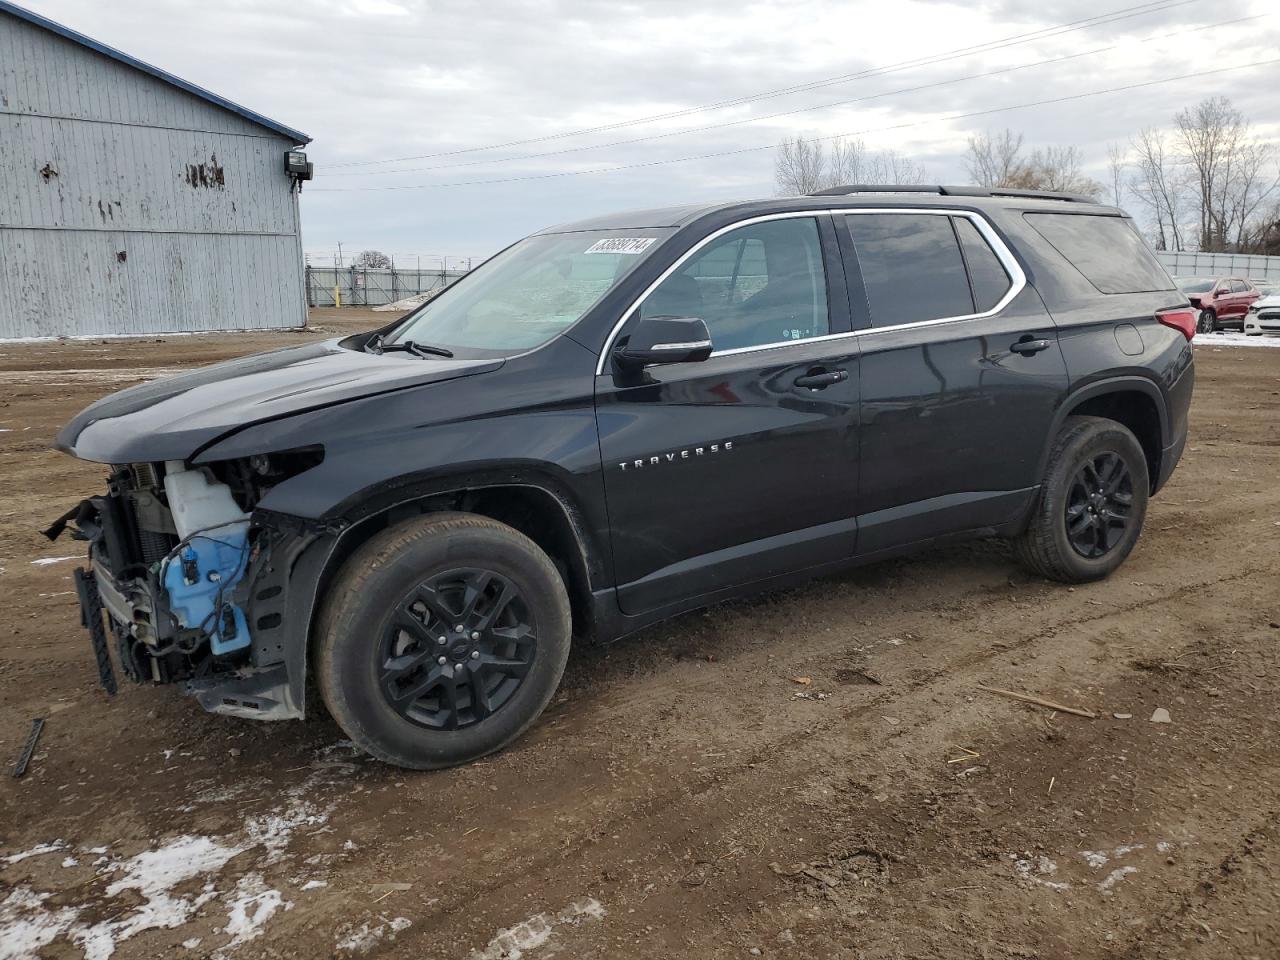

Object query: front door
[839,209,1071,552]
[595,214,861,615]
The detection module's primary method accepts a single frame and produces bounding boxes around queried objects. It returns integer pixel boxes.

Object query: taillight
[1157,307,1196,341]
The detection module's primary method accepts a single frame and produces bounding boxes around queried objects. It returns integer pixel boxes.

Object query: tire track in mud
[276,553,1276,957]
[488,586,1280,960]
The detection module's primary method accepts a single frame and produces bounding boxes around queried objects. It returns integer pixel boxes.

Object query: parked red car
[1175,276,1260,333]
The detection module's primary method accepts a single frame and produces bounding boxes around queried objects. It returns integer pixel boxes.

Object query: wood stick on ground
[976,685,1097,719]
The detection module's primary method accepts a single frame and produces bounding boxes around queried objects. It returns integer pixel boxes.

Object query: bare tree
[774,137,828,196]
[828,137,928,186]
[1106,142,1127,208]
[965,129,1024,187]
[1129,127,1188,251]
[775,136,928,195]
[1173,96,1279,251]
[1223,139,1277,250]
[1006,145,1102,198]
[873,148,929,185]
[354,249,393,269]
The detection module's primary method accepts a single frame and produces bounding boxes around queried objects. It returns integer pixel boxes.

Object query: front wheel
[1197,309,1217,334]
[316,512,571,769]
[1015,416,1149,583]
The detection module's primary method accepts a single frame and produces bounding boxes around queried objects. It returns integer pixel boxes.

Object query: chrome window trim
[649,339,713,351]
[594,207,1027,374]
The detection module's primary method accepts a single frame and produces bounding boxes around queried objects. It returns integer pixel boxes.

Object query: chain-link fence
[306,265,470,307]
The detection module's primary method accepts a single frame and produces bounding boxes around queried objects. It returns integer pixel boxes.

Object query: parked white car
[1245,282,1280,336]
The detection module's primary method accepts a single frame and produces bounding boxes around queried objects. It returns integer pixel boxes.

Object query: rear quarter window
[1024,213,1174,295]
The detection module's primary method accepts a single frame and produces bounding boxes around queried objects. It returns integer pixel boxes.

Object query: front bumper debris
[73,567,117,696]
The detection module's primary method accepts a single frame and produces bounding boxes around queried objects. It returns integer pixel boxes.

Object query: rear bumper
[1154,361,1194,495]
[1156,430,1186,494]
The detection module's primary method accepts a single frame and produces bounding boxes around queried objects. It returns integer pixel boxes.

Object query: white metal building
[0,1,311,338]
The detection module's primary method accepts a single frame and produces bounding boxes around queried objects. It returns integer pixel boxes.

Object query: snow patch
[1080,850,1109,869]
[1199,331,1280,349]
[337,915,412,953]
[2,841,67,864]
[72,835,241,960]
[1098,865,1138,894]
[1011,854,1070,891]
[216,874,288,956]
[1,749,359,958]
[0,887,80,960]
[31,556,81,567]
[469,898,606,960]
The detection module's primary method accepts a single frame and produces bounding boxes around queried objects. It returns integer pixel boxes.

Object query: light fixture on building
[285,150,314,188]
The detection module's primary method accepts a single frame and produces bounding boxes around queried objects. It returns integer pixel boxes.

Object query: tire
[1015,416,1149,583]
[316,512,571,769]
[1197,309,1217,334]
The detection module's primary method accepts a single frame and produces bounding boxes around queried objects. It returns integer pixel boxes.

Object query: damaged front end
[47,452,333,720]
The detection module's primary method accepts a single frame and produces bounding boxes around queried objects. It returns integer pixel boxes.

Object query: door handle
[794,368,848,389]
[1009,337,1051,356]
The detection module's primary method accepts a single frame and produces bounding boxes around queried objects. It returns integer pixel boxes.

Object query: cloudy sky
[28,0,1280,265]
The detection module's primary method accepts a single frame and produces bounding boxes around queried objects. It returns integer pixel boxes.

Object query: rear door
[840,209,1069,553]
[595,213,861,615]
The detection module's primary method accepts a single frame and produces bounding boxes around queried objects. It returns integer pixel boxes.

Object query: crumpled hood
[56,338,503,464]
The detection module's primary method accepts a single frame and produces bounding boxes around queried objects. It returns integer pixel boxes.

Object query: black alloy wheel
[1064,451,1134,559]
[1014,415,1149,583]
[316,512,571,769]
[379,568,536,730]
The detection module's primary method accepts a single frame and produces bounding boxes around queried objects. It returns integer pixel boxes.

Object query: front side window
[846,213,974,326]
[638,217,829,351]
[391,229,673,353]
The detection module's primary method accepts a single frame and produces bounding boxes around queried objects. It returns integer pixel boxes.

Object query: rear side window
[1231,279,1249,293]
[954,217,1012,312]
[1024,213,1174,294]
[845,214,973,326]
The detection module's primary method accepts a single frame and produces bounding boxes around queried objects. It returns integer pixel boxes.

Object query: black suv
[50,185,1196,769]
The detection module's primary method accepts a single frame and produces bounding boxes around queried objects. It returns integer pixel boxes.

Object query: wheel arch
[1042,377,1168,493]
[312,473,604,652]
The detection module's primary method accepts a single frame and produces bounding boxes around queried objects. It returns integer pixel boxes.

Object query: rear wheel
[1015,416,1149,583]
[316,512,571,769]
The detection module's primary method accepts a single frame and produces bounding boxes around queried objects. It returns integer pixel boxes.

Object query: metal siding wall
[0,230,305,337]
[0,11,268,137]
[0,10,307,338]
[1155,251,1280,281]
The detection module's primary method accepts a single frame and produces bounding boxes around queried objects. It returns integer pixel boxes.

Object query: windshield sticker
[584,237,657,255]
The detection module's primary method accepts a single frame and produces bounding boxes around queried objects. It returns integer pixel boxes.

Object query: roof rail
[808,184,946,197]
[808,184,1097,203]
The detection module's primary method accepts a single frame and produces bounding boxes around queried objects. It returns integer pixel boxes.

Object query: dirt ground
[1,310,1278,960]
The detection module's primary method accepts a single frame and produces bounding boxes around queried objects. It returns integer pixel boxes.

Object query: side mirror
[615,315,713,368]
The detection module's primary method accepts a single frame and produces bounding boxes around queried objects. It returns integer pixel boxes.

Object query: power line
[327,0,1203,169]
[308,58,1280,193]
[324,13,1264,178]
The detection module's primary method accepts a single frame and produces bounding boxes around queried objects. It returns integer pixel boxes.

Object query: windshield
[1175,277,1215,293]
[389,229,674,353]
[1256,283,1279,297]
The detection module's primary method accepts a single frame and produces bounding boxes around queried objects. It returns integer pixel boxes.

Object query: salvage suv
[49,186,1196,769]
